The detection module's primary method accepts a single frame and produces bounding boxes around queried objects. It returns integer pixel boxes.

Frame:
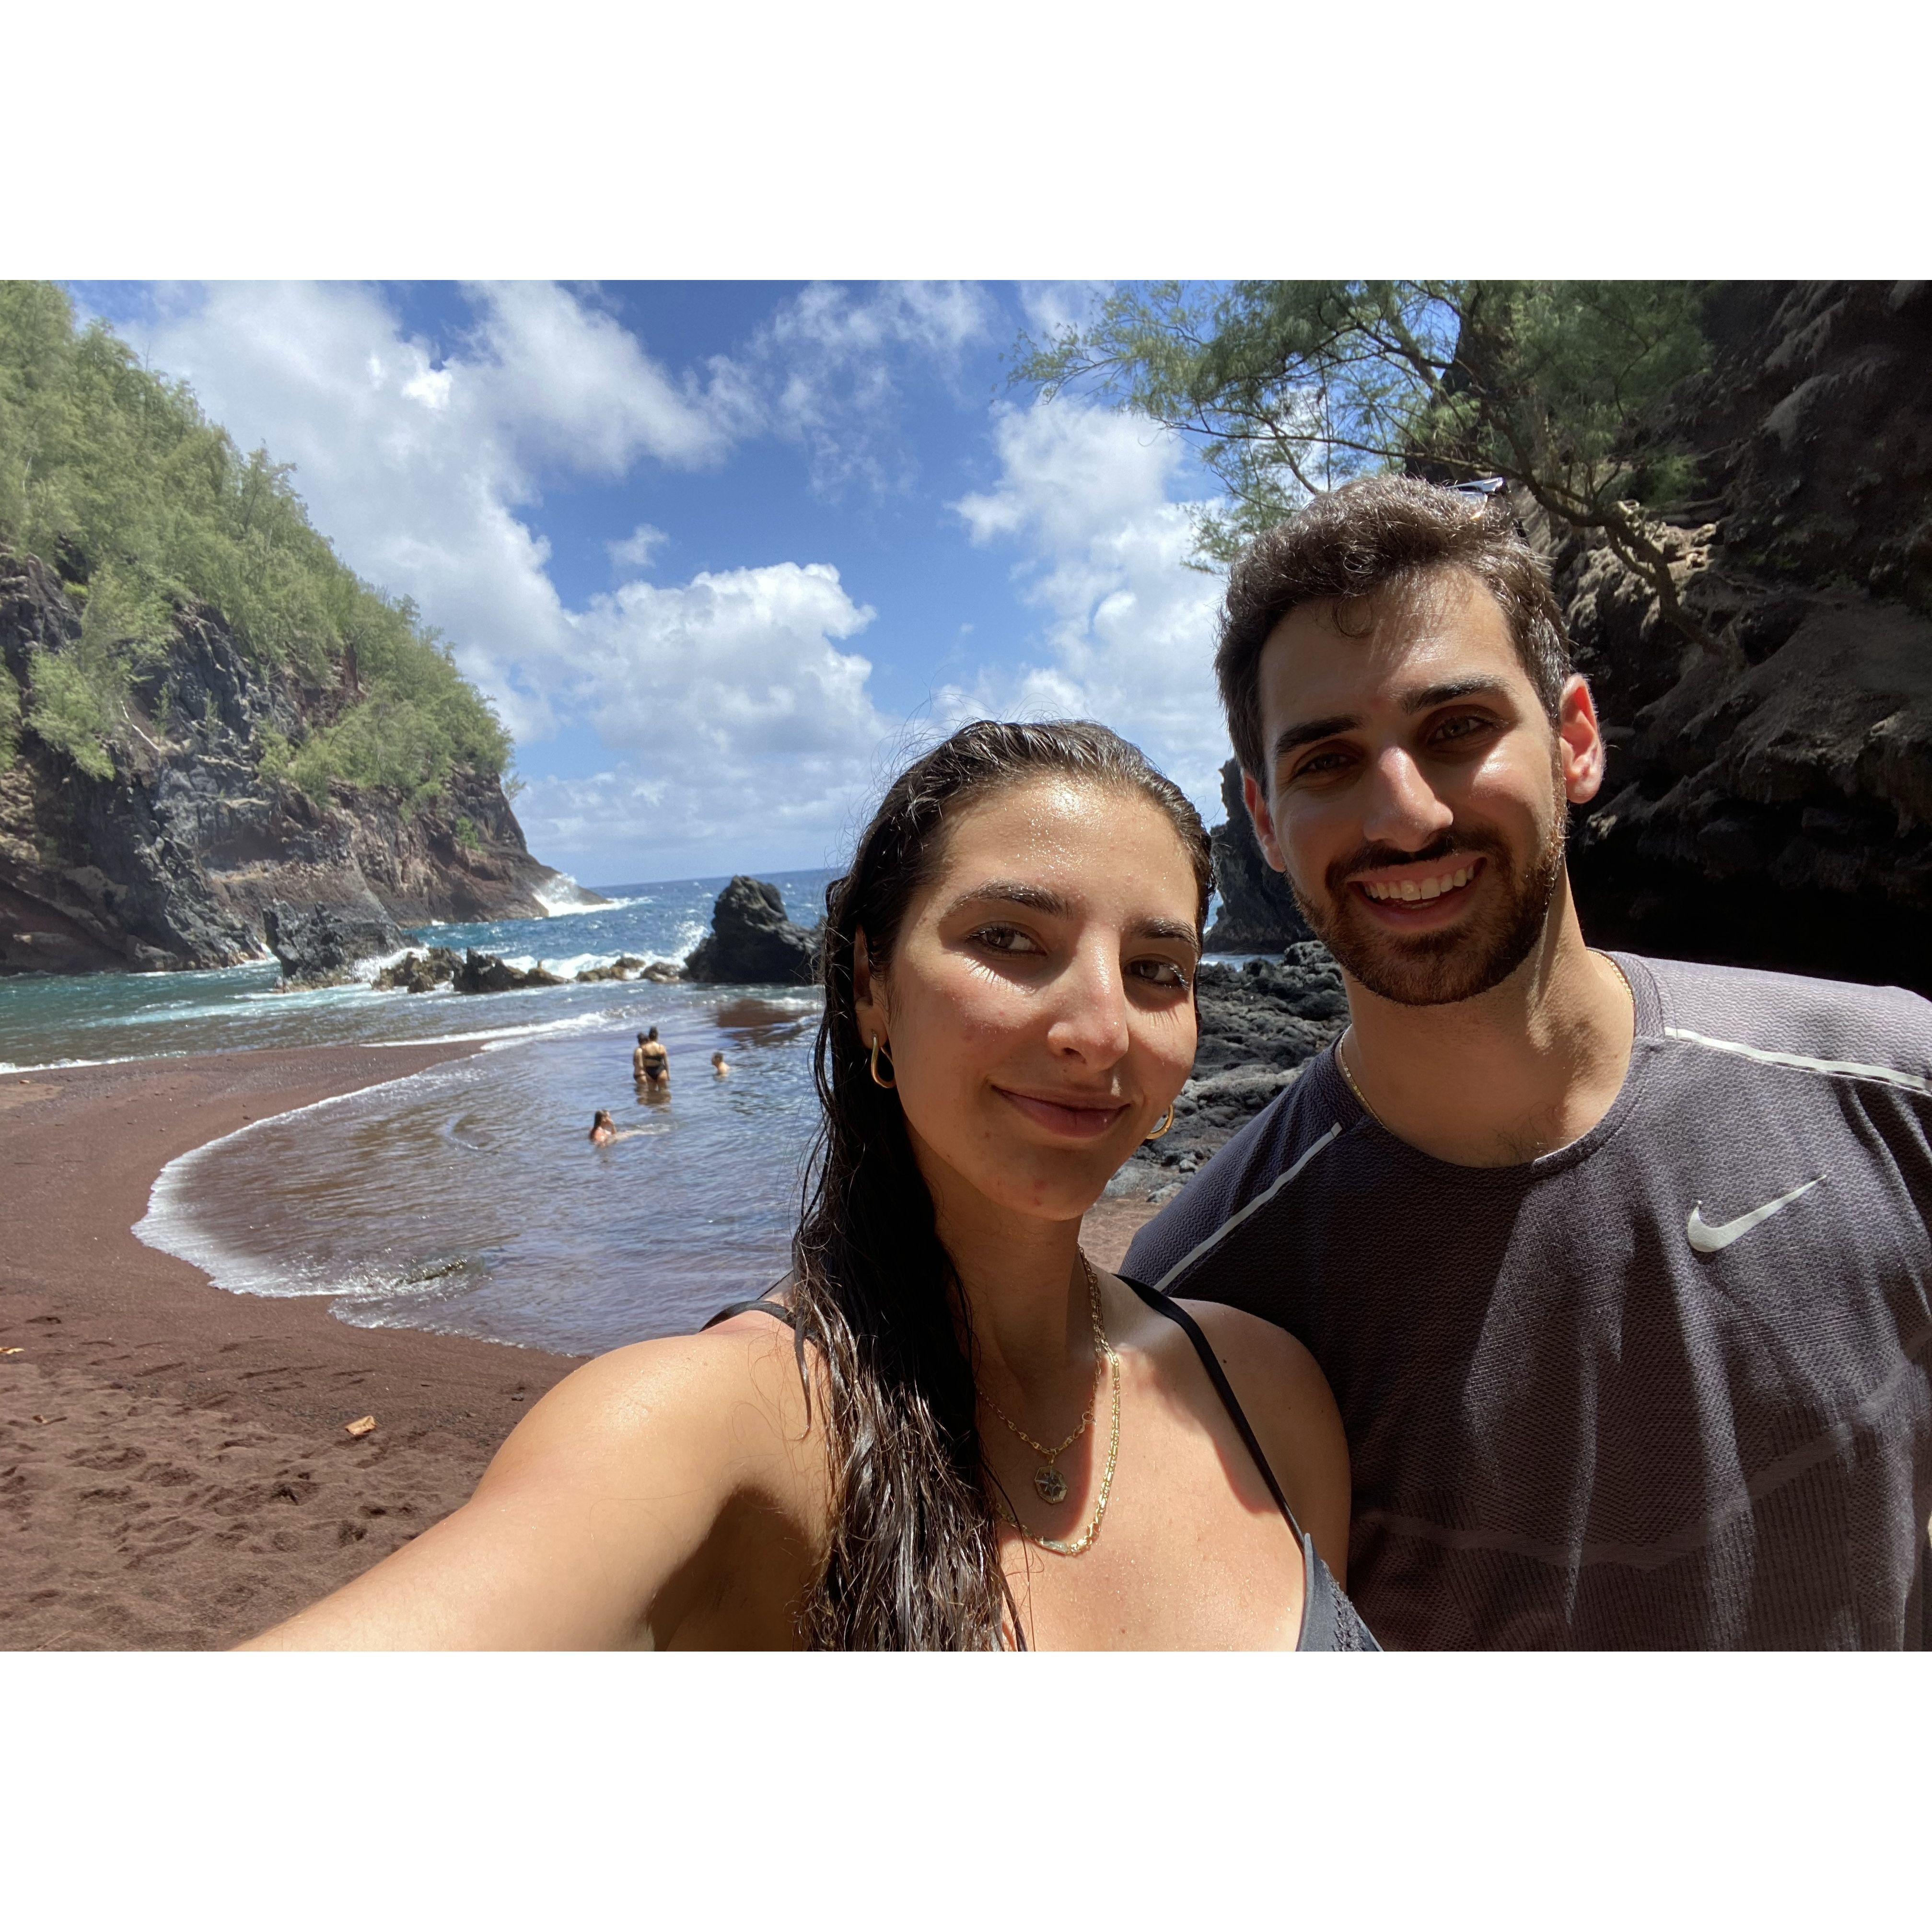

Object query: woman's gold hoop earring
[869,1035,896,1089]
[1145,1104,1175,1141]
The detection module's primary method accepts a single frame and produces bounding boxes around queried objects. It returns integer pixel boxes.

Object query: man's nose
[1361,745,1454,850]
[1047,943,1131,1064]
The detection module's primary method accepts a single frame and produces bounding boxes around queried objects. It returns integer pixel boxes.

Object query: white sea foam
[534,875,632,917]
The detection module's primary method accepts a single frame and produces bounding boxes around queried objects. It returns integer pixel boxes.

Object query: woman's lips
[995,1087,1131,1140]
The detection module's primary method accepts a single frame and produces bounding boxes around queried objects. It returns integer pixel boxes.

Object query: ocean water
[3,872,837,1356]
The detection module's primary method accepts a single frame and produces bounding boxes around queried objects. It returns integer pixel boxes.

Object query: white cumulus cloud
[945,398,1233,815]
[751,279,1000,496]
[516,560,893,879]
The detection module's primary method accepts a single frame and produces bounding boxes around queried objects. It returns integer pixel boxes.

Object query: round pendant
[1034,1465,1069,1505]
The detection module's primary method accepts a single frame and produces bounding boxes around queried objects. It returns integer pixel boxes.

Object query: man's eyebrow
[944,882,1071,918]
[1271,714,1360,761]
[1271,678,1517,761]
[1402,676,1514,713]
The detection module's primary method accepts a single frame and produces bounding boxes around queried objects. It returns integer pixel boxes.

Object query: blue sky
[71,280,1237,890]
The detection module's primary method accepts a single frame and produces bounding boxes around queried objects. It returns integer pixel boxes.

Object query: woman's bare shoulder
[479,1314,817,1499]
[1171,1299,1331,1402]
[1168,1296,1352,1578]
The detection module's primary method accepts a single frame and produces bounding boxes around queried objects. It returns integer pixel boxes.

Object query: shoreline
[0,1038,1161,1650]
[0,1041,587,1650]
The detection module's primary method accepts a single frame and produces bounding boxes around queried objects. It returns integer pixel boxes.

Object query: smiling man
[1124,476,1932,1649]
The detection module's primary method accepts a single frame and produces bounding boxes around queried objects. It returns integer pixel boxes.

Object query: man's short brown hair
[1216,476,1575,782]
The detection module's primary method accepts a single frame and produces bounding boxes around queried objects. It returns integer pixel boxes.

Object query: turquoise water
[5,873,836,1356]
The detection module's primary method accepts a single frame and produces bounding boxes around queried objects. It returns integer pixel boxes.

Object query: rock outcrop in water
[264,899,406,987]
[682,876,818,986]
[372,946,463,993]
[1201,758,1311,953]
[0,549,586,976]
[453,949,566,994]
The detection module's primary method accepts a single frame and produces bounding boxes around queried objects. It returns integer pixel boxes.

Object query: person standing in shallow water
[240,721,1373,1650]
[1122,475,1932,1651]
[633,1027,669,1088]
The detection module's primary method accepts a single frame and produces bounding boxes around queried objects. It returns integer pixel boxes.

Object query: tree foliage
[0,281,512,796]
[1015,280,1714,643]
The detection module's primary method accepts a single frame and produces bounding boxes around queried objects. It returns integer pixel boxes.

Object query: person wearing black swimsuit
[242,722,1375,1652]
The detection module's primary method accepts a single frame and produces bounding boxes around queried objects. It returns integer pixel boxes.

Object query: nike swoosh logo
[1686,1178,1820,1255]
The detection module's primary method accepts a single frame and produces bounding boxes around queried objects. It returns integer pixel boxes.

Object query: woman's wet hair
[787,718,1210,1649]
[591,1109,614,1138]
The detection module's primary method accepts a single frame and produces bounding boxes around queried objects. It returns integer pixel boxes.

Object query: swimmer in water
[633,1027,670,1087]
[590,1108,617,1144]
[711,1051,730,1077]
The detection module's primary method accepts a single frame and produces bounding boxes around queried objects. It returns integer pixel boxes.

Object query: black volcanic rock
[372,946,462,992]
[264,900,405,985]
[1201,760,1311,953]
[682,876,818,986]
[1108,940,1347,1201]
[1558,281,1932,992]
[453,948,566,993]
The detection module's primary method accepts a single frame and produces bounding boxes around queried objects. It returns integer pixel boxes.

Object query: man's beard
[1288,788,1569,1009]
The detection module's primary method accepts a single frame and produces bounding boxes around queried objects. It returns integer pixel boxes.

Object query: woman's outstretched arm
[240,1321,823,1650]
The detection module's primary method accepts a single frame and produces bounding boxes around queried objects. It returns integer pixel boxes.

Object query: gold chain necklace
[1338,954,1638,1138]
[1334,1025,1382,1127]
[986,1255,1122,1557]
[980,1295,1098,1505]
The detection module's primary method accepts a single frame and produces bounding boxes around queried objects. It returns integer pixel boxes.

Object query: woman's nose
[1362,745,1454,849]
[1046,943,1131,1064]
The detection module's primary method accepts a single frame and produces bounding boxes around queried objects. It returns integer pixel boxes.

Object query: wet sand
[0,1043,1162,1650]
[0,1043,585,1650]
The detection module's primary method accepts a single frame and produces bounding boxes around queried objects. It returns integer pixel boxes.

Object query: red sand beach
[0,1043,1159,1650]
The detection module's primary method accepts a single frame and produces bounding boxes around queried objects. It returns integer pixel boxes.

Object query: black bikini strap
[701,1296,798,1332]
[700,1290,811,1408]
[1119,1274,1307,1545]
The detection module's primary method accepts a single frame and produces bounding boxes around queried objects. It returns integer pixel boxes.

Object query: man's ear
[1556,673,1606,806]
[1241,768,1289,873]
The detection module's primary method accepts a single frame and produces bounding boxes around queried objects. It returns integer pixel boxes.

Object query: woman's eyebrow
[944,882,1071,918]
[1128,917,1201,950]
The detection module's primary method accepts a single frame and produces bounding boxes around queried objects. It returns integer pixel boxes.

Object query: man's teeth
[1362,865,1475,903]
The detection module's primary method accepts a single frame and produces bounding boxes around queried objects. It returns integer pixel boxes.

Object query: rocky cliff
[1200,757,1311,953]
[0,549,577,974]
[1559,281,1932,992]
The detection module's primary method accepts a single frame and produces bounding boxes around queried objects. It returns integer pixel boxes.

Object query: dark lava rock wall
[1202,759,1311,953]
[0,550,576,973]
[1111,942,1348,1202]
[1560,281,1932,993]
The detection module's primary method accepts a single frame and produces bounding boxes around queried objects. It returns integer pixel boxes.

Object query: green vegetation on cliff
[0,282,512,796]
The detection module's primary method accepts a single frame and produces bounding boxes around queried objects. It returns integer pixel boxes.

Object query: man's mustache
[1323,826,1516,898]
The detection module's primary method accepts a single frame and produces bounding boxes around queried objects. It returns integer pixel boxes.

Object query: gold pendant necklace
[984,1255,1122,1557]
[982,1353,1096,1505]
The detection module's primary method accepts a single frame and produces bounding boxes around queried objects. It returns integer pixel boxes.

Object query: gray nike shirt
[1121,953,1932,1650]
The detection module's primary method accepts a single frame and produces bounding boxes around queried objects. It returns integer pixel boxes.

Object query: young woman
[246,722,1373,1651]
